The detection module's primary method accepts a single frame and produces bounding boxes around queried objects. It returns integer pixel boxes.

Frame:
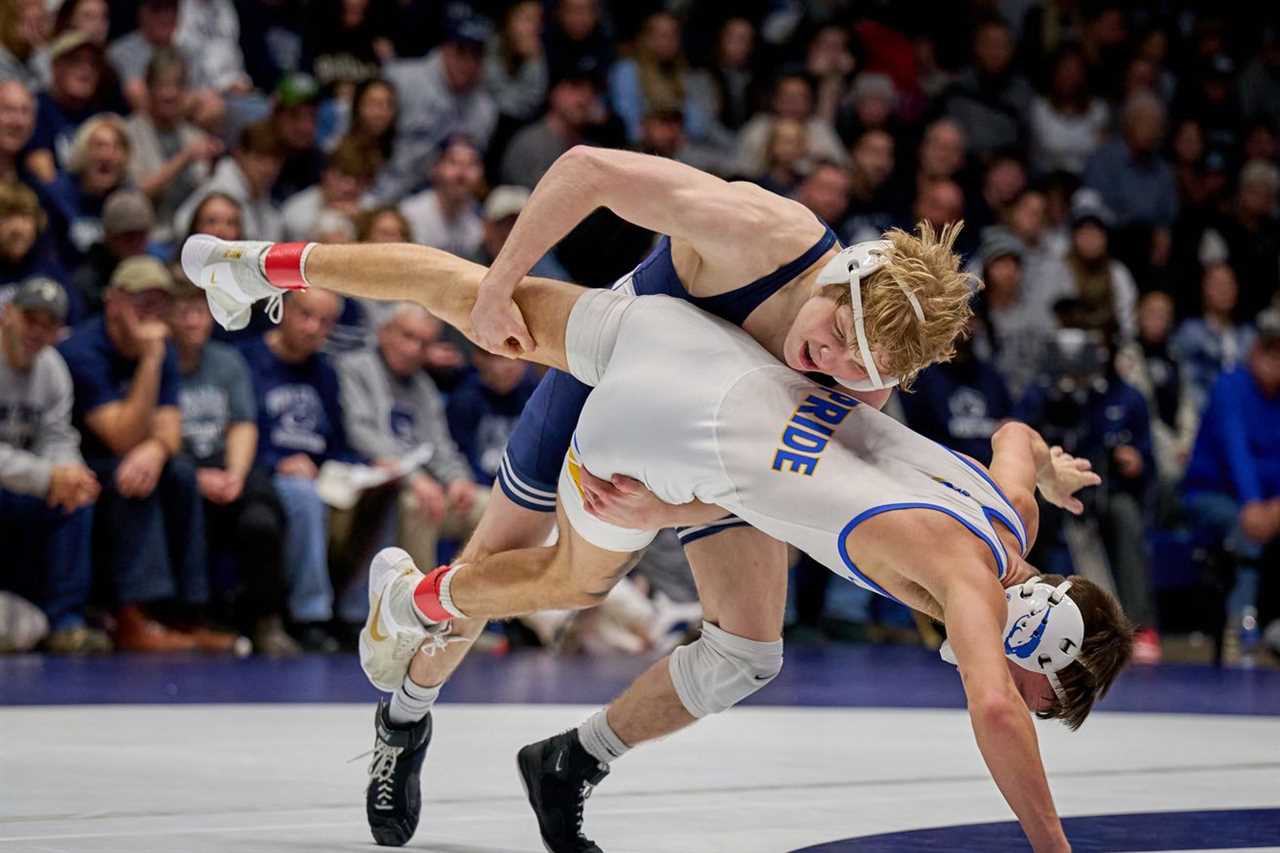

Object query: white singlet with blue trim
[560,290,1028,597]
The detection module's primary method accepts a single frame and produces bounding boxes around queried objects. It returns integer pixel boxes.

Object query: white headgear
[815,239,926,392]
[939,577,1086,704]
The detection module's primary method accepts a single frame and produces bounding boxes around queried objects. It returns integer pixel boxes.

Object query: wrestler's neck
[739,253,833,362]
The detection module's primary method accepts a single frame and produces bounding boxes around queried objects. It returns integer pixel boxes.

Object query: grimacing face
[782,293,881,385]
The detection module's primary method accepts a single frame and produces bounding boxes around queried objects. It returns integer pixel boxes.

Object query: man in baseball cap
[75,189,156,315]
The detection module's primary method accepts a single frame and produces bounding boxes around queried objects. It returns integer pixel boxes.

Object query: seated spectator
[966,152,1028,237]
[500,57,600,189]
[447,345,539,486]
[25,30,116,182]
[911,179,973,259]
[886,118,968,225]
[843,129,896,243]
[0,80,36,186]
[173,0,255,101]
[1199,160,1280,319]
[1117,292,1198,489]
[485,0,547,125]
[1003,188,1072,300]
[838,73,897,144]
[70,188,151,316]
[355,204,410,244]
[281,135,378,241]
[1062,190,1138,340]
[899,318,1012,465]
[57,256,214,652]
[1172,262,1254,414]
[301,0,392,96]
[1182,309,1280,650]
[970,228,1066,398]
[803,24,856,130]
[328,77,395,193]
[543,0,613,88]
[378,11,497,202]
[240,288,355,650]
[683,17,755,160]
[400,135,484,257]
[608,11,709,146]
[51,1,108,54]
[168,276,296,655]
[186,189,241,240]
[470,185,569,280]
[0,278,106,653]
[0,0,48,89]
[943,16,1033,160]
[636,104,687,162]
[174,119,284,241]
[125,48,222,245]
[734,70,846,178]
[0,181,68,313]
[41,112,130,264]
[793,160,851,233]
[752,116,808,196]
[339,303,482,572]
[1028,46,1109,177]
[270,73,324,203]
[1016,327,1160,662]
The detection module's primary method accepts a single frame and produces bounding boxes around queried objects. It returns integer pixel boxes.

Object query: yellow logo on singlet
[771,389,859,476]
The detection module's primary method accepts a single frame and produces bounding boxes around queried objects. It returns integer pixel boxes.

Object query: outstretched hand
[1036,446,1101,515]
[470,284,534,358]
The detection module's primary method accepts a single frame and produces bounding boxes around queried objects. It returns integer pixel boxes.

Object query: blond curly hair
[827,221,978,391]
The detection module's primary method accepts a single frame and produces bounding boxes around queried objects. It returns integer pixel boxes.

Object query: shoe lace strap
[266,292,284,324]
[367,740,403,808]
[574,766,605,838]
[416,621,470,658]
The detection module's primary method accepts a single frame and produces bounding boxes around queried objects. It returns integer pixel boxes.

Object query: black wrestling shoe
[517,729,610,853]
[366,699,432,847]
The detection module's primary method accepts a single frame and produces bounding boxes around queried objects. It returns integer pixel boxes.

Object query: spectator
[70,188,152,316]
[185,190,241,243]
[1062,190,1138,340]
[943,16,1034,160]
[174,119,284,241]
[1182,308,1280,651]
[1004,188,1072,300]
[338,302,482,571]
[1177,54,1242,156]
[41,112,130,264]
[25,30,115,182]
[125,48,221,244]
[1239,27,1280,129]
[1171,262,1255,414]
[281,135,378,241]
[301,0,392,95]
[609,11,707,146]
[447,345,539,487]
[0,182,67,312]
[1117,291,1198,485]
[891,117,967,219]
[0,277,106,653]
[1167,117,1221,216]
[970,227,1065,397]
[753,116,807,195]
[57,256,211,652]
[1200,160,1280,319]
[900,317,1013,466]
[1028,47,1108,177]
[173,0,254,100]
[839,72,897,143]
[684,16,756,151]
[967,152,1028,238]
[843,128,895,243]
[794,160,851,232]
[378,11,497,202]
[355,204,410,244]
[486,0,547,124]
[544,0,613,87]
[734,70,846,178]
[0,0,49,88]
[335,77,396,168]
[805,24,856,128]
[168,276,296,655]
[240,287,355,650]
[470,185,568,280]
[500,57,600,189]
[269,72,324,203]
[400,135,484,257]
[1016,327,1160,662]
[0,80,35,186]
[912,178,971,258]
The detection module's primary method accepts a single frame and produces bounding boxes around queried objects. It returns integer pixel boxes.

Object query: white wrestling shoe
[180,234,314,331]
[359,548,449,693]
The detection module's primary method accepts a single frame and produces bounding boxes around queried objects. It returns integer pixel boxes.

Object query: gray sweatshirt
[0,333,85,497]
[337,349,472,485]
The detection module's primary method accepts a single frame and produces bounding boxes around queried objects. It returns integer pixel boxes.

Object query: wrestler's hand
[1036,446,1101,515]
[580,470,727,528]
[471,278,534,357]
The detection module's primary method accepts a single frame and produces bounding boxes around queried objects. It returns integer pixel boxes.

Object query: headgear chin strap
[939,577,1086,705]
[816,240,926,392]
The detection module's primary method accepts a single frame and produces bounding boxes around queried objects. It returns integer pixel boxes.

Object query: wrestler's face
[784,294,882,384]
[1008,661,1056,713]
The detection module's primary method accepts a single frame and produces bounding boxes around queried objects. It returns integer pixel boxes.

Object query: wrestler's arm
[986,421,1100,550]
[941,570,1070,853]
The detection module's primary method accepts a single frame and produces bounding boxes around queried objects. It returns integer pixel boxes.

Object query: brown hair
[1035,574,1134,731]
[326,134,381,182]
[237,119,284,159]
[354,205,411,243]
[828,221,977,390]
[0,181,46,231]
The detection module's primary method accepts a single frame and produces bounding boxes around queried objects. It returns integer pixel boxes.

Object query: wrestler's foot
[517,730,609,853]
[359,547,441,692]
[366,699,432,847]
[179,234,313,330]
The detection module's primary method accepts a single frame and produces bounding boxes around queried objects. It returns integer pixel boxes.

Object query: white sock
[388,675,441,726]
[577,709,630,765]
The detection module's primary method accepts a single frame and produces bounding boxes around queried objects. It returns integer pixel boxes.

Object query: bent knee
[669,621,784,717]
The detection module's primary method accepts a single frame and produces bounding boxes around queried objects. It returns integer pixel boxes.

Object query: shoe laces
[416,621,469,658]
[368,740,403,809]
[573,765,605,840]
[265,292,284,324]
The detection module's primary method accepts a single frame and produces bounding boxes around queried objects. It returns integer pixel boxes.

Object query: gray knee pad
[668,621,783,718]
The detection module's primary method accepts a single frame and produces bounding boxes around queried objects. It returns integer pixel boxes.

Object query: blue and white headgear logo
[816,240,925,393]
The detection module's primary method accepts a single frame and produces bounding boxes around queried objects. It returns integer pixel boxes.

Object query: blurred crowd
[0,0,1278,665]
